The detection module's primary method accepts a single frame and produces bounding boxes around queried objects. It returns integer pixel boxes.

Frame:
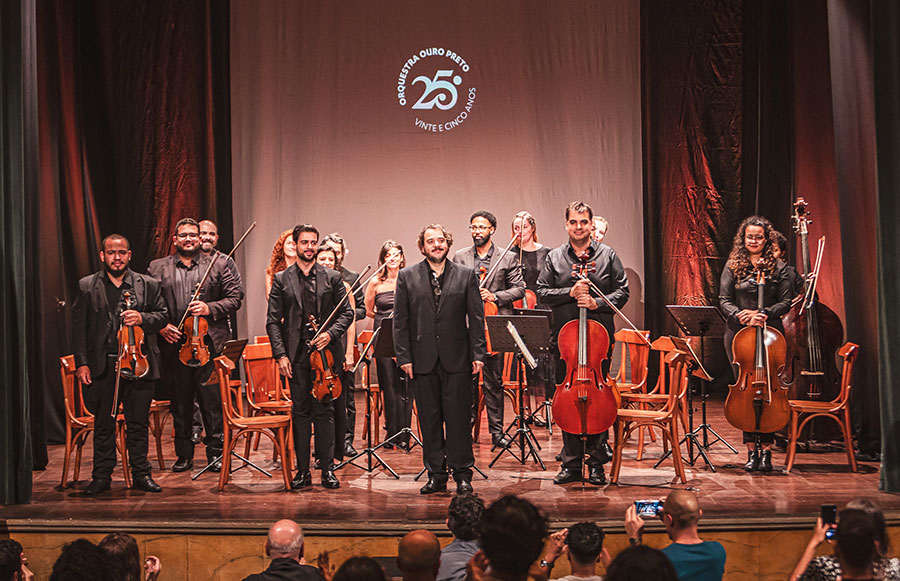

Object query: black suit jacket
[148,253,243,354]
[242,557,324,581]
[393,259,486,375]
[266,263,353,365]
[453,243,525,315]
[71,269,168,380]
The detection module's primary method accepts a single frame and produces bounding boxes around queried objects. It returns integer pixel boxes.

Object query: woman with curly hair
[718,215,793,473]
[265,229,298,297]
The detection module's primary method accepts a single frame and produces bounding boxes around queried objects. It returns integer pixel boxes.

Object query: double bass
[552,254,619,435]
[725,269,791,434]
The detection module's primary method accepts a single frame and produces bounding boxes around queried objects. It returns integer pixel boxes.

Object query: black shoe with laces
[744,450,760,472]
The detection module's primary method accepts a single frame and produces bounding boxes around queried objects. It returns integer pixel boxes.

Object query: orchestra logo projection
[396,47,477,133]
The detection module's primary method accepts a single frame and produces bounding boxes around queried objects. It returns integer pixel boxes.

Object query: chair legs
[787,409,858,473]
[218,426,293,492]
[611,418,686,484]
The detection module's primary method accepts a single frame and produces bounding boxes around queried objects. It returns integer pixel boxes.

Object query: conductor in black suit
[267,224,353,490]
[72,234,168,495]
[394,223,486,494]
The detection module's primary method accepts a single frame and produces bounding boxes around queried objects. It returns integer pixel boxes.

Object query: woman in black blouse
[719,216,793,472]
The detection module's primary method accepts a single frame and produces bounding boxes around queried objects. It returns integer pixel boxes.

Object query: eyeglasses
[470,225,492,232]
[744,234,765,241]
[176,232,200,239]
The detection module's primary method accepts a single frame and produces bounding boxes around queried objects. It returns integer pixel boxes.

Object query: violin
[781,198,844,439]
[514,289,538,309]
[307,315,342,401]
[179,283,211,367]
[552,254,619,435]
[725,269,791,434]
[117,290,149,379]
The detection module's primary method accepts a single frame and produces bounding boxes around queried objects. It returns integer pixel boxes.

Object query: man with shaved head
[397,530,441,581]
[243,519,324,580]
[624,490,726,581]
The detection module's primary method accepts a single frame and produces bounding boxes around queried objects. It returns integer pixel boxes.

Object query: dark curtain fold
[870,0,900,492]
[1,0,36,505]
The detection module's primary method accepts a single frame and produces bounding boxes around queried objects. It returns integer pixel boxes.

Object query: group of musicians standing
[71,201,794,496]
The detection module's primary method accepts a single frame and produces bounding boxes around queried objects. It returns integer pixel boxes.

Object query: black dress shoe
[419,478,448,494]
[291,471,312,489]
[397,441,410,453]
[207,458,222,473]
[555,452,563,462]
[759,450,773,472]
[744,450,760,472]
[321,470,340,489]
[133,475,162,493]
[314,458,322,470]
[191,427,203,445]
[382,442,395,450]
[83,478,111,496]
[172,458,193,473]
[492,435,511,449]
[456,480,474,494]
[533,417,548,428]
[553,468,581,485]
[588,466,607,486]
[343,443,358,457]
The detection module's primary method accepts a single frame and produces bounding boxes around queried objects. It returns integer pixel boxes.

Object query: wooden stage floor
[4,393,898,535]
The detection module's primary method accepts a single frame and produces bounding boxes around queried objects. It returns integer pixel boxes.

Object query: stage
[3,393,897,579]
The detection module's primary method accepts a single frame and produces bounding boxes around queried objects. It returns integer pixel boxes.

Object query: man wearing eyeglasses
[393,223,486,494]
[149,218,243,475]
[453,211,525,450]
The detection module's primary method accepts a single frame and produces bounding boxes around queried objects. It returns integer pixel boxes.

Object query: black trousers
[160,346,223,461]
[289,357,335,473]
[377,357,412,444]
[411,358,474,483]
[83,357,154,481]
[479,353,504,437]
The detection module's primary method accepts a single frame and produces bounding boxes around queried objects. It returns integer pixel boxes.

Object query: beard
[426,247,448,264]
[472,234,490,247]
[176,245,200,258]
[104,263,127,277]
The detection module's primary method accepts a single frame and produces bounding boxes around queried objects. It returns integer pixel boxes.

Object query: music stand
[513,307,554,433]
[663,306,738,470]
[485,315,548,469]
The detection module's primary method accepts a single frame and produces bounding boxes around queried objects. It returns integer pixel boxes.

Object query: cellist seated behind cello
[719,216,794,473]
[537,201,630,486]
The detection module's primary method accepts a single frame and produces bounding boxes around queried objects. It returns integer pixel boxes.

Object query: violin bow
[307,263,378,349]
[479,230,521,289]
[571,271,652,347]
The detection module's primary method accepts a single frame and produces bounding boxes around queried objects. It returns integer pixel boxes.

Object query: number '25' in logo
[412,70,462,110]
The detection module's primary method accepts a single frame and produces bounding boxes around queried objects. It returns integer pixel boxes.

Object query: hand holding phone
[820,504,837,540]
[635,500,664,518]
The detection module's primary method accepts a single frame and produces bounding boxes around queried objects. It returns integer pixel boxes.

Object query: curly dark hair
[725,215,778,280]
[0,539,23,579]
[447,492,485,541]
[480,495,548,578]
[376,240,406,281]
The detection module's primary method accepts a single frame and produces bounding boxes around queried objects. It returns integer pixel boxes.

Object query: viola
[307,315,342,401]
[725,270,791,434]
[552,254,619,435]
[179,283,211,367]
[117,290,149,379]
[781,198,844,439]
[514,289,538,309]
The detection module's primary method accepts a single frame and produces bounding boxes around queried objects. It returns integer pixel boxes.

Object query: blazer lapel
[93,272,112,321]
[436,261,454,315]
[484,244,502,287]
[314,264,324,317]
[284,264,303,311]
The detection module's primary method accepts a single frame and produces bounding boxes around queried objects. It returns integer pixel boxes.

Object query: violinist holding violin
[149,218,243,475]
[453,210,525,449]
[537,201,629,486]
[718,216,793,472]
[72,234,168,495]
[266,224,353,490]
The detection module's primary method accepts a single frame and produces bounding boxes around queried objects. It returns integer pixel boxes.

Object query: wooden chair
[786,342,859,473]
[357,330,384,443]
[253,335,270,344]
[242,342,294,461]
[610,329,651,394]
[148,399,171,469]
[59,355,130,488]
[215,356,292,491]
[610,350,690,484]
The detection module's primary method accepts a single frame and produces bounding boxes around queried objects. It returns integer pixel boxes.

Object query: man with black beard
[453,210,524,449]
[72,234,168,494]
[149,218,242,474]
[394,224,486,494]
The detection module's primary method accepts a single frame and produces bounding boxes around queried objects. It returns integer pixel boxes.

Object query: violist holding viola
[453,211,525,449]
[718,216,794,472]
[537,202,630,486]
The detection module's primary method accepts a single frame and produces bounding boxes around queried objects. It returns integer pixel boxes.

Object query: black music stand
[486,315,548,469]
[513,307,554,433]
[662,306,738,471]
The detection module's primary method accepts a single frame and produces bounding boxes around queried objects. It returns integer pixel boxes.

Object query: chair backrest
[242,342,284,404]
[59,355,91,422]
[837,342,859,405]
[612,329,651,388]
[216,356,242,423]
[253,335,270,344]
[661,350,690,416]
[649,336,680,395]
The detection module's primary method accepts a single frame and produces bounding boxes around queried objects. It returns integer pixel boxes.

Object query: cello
[781,198,844,440]
[552,254,619,436]
[725,269,791,434]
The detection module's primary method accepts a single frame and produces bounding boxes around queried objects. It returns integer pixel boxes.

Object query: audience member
[791,499,900,580]
[468,495,548,581]
[98,533,160,581]
[243,519,324,581]
[437,493,484,581]
[332,556,387,581]
[50,539,113,581]
[603,545,677,581]
[624,490,725,581]
[398,530,441,581]
[0,539,33,581]
[537,523,610,581]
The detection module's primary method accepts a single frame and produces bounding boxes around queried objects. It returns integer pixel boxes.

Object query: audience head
[480,495,548,580]
[604,545,678,581]
[835,508,878,576]
[661,489,702,534]
[333,556,387,581]
[447,492,484,541]
[50,538,113,581]
[565,522,605,567]
[265,519,304,561]
[0,539,24,581]
[845,498,890,556]
[98,533,141,581]
[397,530,440,581]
